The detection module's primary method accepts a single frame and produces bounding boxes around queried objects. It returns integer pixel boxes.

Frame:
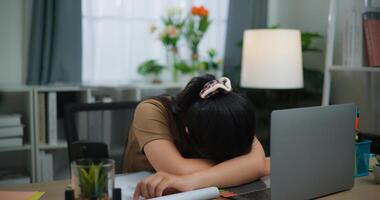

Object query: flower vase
[167,47,180,82]
[191,52,199,64]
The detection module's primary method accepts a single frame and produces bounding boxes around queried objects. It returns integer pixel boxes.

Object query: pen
[355,110,360,130]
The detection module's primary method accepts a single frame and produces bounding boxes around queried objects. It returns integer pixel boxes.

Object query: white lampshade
[240,29,303,89]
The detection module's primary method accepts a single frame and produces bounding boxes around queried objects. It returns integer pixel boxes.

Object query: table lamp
[240,29,303,89]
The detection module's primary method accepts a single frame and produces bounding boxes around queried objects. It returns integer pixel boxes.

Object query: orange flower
[191,7,199,15]
[191,6,208,17]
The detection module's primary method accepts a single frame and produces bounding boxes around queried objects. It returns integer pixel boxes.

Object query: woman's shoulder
[136,97,172,118]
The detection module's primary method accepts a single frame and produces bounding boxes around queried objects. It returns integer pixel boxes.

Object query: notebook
[0,191,44,200]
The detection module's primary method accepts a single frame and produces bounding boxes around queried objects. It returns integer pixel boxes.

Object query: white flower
[166,25,179,38]
[166,6,182,17]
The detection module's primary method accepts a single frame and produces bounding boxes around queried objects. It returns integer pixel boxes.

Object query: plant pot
[374,165,380,184]
[143,74,162,84]
[71,159,115,200]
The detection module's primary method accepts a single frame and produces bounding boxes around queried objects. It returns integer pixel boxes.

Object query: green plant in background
[147,5,219,82]
[302,32,323,52]
[185,6,211,63]
[174,60,197,75]
[77,162,108,199]
[156,7,185,51]
[198,48,222,72]
[137,59,165,76]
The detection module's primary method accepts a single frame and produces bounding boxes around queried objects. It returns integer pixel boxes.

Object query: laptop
[271,103,356,199]
[232,104,356,200]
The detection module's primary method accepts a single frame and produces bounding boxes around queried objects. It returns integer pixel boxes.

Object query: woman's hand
[133,171,196,200]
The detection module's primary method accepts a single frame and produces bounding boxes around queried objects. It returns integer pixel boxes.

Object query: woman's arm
[144,139,214,175]
[134,138,270,199]
[183,138,269,188]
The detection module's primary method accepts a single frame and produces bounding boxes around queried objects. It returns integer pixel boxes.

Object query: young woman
[123,74,269,199]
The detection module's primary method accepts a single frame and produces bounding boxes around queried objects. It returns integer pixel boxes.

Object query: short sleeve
[132,100,174,152]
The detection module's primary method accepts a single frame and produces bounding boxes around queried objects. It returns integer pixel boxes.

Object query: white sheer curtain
[82,0,229,85]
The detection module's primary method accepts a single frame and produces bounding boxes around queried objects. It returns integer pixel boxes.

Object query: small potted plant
[174,60,197,83]
[71,159,115,200]
[137,59,165,84]
[374,155,380,184]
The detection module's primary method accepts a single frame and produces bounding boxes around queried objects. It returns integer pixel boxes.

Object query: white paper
[115,172,220,200]
[115,171,153,200]
[150,187,219,200]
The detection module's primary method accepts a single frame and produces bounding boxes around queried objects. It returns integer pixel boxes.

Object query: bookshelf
[322,0,380,105]
[33,86,91,182]
[0,145,32,153]
[0,85,35,184]
[38,142,67,150]
[0,82,184,185]
[329,65,380,72]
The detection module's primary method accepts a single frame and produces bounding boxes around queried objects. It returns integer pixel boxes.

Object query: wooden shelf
[0,145,32,153]
[1,83,182,182]
[38,142,67,150]
[86,82,186,90]
[329,65,380,72]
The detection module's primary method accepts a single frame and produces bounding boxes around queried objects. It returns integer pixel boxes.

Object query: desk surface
[1,174,379,200]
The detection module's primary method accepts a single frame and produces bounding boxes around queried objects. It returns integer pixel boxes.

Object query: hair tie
[199,77,232,99]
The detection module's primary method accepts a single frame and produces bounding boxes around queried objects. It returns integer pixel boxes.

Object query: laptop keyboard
[231,188,271,200]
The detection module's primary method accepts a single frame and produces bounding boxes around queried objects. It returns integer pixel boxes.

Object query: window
[82,0,229,84]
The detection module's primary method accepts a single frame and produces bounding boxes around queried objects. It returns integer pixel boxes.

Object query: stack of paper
[0,114,24,148]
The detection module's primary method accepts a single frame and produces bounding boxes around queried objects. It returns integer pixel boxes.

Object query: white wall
[268,0,329,71]
[0,0,30,85]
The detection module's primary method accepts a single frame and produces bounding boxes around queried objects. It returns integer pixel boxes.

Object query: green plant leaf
[137,59,165,75]
[174,60,196,74]
[76,162,110,198]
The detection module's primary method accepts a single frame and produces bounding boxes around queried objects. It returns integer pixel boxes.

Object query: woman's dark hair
[156,74,256,163]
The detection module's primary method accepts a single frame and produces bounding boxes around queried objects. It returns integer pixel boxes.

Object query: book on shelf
[363,11,380,67]
[342,10,357,67]
[0,176,30,187]
[0,168,30,186]
[47,92,58,145]
[38,151,53,182]
[38,93,46,144]
[0,125,24,138]
[0,114,21,127]
[341,1,365,67]
[0,137,23,148]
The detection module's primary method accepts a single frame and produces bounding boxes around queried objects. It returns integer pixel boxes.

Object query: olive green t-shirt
[123,99,198,173]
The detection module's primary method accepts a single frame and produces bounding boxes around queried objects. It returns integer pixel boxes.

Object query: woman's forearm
[144,139,215,175]
[133,140,269,199]
[180,158,215,174]
[186,139,268,188]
